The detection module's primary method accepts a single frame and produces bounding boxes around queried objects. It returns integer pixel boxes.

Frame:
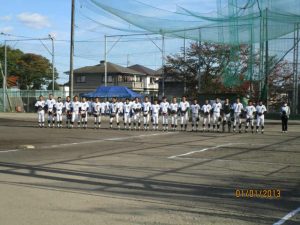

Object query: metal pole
[293,23,299,114]
[104,35,107,86]
[198,29,201,93]
[296,24,299,114]
[264,8,269,107]
[259,10,265,100]
[69,0,75,98]
[162,35,165,97]
[51,36,55,94]
[4,40,7,112]
[183,33,186,94]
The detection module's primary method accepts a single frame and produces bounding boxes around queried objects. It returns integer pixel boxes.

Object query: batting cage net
[78,0,299,107]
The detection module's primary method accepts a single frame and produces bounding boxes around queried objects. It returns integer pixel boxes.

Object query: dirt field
[0,113,299,225]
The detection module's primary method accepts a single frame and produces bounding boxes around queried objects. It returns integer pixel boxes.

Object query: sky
[0,0,218,85]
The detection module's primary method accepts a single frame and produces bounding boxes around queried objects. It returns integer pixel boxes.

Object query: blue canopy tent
[81,86,143,98]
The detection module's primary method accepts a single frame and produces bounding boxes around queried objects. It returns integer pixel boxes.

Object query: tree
[267,57,293,110]
[47,81,60,91]
[165,42,252,98]
[165,42,293,103]
[0,45,24,87]
[0,45,58,89]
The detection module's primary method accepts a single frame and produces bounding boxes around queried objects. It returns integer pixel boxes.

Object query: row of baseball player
[35,94,268,133]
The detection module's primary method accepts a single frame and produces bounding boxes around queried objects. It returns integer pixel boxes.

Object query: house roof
[66,61,145,76]
[128,64,156,76]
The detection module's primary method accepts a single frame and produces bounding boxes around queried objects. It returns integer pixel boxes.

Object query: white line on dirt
[0,132,177,153]
[171,157,299,166]
[168,143,234,159]
[43,132,175,149]
[0,149,19,153]
[273,207,300,225]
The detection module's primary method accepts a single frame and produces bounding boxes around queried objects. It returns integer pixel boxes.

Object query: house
[156,68,185,98]
[65,61,158,97]
[128,64,159,98]
[58,82,70,97]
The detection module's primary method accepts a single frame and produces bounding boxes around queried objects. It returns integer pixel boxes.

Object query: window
[76,75,86,83]
[107,75,113,83]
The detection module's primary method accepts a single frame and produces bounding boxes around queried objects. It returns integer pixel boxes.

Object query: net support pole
[104,34,107,86]
[249,25,254,99]
[50,36,55,94]
[69,0,75,98]
[296,23,299,114]
[183,32,186,94]
[3,40,7,112]
[161,34,165,97]
[264,8,269,107]
[198,29,201,93]
[293,23,299,114]
[259,9,265,100]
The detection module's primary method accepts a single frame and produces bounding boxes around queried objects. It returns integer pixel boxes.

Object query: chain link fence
[0,89,67,112]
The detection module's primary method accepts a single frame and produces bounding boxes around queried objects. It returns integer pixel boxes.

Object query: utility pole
[0,61,5,112]
[183,33,186,94]
[104,35,107,86]
[69,0,75,98]
[198,29,201,93]
[161,35,165,97]
[49,34,55,94]
[4,40,7,112]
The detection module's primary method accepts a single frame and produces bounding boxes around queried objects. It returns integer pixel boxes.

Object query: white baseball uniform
[191,103,200,131]
[179,101,190,130]
[256,104,267,132]
[45,98,56,127]
[151,103,160,130]
[169,102,179,130]
[201,104,212,130]
[35,100,45,127]
[160,101,170,130]
[142,101,152,129]
[54,101,64,127]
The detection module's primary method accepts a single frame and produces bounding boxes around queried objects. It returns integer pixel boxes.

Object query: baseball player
[256,100,267,134]
[222,98,232,132]
[160,96,170,131]
[118,99,124,124]
[123,98,132,130]
[64,96,72,129]
[169,97,179,131]
[280,101,290,133]
[80,97,89,129]
[245,100,256,133]
[34,95,46,128]
[179,96,190,131]
[201,99,212,132]
[151,99,160,130]
[191,99,201,131]
[212,98,222,132]
[105,100,110,115]
[92,97,101,129]
[132,97,142,130]
[232,98,244,133]
[87,98,93,116]
[45,94,56,128]
[142,96,152,130]
[109,97,120,129]
[70,95,81,128]
[54,97,64,128]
